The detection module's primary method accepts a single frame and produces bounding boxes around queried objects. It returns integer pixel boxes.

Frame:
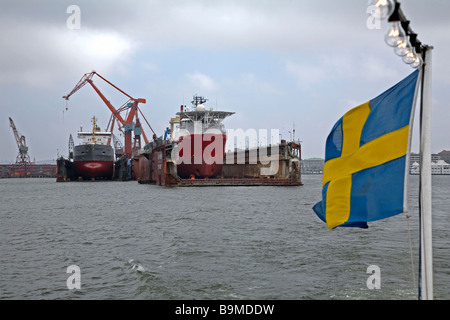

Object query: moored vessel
[172,95,234,179]
[73,116,114,180]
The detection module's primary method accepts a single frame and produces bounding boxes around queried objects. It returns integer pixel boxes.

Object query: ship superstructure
[173,95,234,178]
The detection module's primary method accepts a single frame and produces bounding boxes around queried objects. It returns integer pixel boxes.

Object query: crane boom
[9,117,21,150]
[95,72,146,104]
[63,71,126,124]
[62,72,94,101]
[9,117,31,165]
[87,78,127,124]
[63,71,152,158]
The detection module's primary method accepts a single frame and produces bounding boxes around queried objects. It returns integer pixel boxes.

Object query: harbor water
[0,175,448,300]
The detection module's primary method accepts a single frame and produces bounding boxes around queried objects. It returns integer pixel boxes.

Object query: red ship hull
[176,133,226,179]
[73,160,114,180]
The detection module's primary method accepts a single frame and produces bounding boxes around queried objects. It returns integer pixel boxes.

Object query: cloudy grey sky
[1,0,449,162]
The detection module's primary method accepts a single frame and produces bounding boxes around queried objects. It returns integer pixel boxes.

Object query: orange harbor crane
[63,71,156,158]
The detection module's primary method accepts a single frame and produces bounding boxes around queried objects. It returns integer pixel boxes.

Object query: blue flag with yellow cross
[313,70,420,230]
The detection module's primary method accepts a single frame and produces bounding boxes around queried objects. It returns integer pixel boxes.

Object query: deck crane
[9,117,31,166]
[63,71,156,158]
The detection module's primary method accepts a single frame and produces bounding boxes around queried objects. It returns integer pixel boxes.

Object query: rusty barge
[132,138,302,187]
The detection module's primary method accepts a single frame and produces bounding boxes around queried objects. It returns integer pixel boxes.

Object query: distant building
[410,160,450,175]
[410,150,450,175]
[409,152,441,167]
[438,150,450,165]
[301,158,324,174]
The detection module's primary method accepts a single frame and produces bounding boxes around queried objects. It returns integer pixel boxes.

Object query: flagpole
[367,0,432,300]
[419,46,433,300]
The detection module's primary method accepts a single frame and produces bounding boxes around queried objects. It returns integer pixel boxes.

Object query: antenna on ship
[293,122,296,142]
[191,95,208,107]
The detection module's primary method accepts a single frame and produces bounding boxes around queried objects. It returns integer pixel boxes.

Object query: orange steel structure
[63,71,155,158]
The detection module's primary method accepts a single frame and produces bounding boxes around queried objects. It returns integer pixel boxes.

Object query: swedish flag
[313,70,420,229]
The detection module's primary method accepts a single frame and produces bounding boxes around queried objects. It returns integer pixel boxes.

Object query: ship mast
[191,95,208,108]
[91,116,98,144]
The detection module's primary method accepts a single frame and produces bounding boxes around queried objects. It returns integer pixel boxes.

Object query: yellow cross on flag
[313,70,420,229]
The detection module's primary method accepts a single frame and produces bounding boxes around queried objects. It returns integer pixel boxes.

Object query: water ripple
[0,176,448,299]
